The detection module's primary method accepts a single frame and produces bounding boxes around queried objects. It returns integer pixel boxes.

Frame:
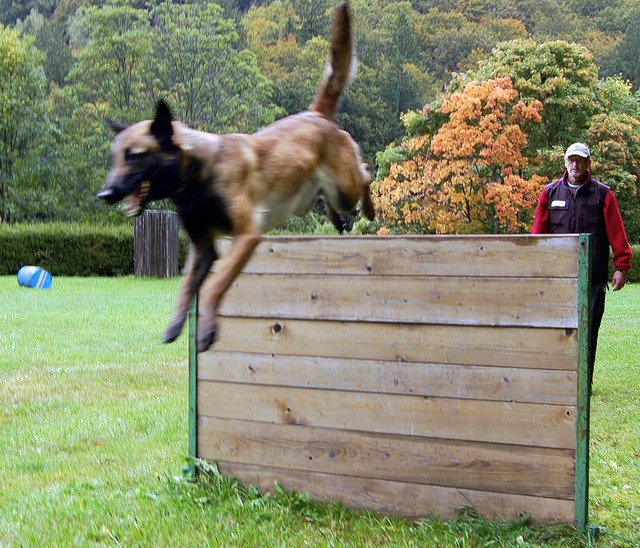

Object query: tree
[67,2,153,123]
[373,77,545,234]
[42,0,281,224]
[149,1,279,133]
[17,9,74,86]
[586,76,640,243]
[243,2,311,115]
[414,8,527,80]
[290,0,333,43]
[0,24,53,222]
[336,62,397,168]
[0,0,57,26]
[243,0,414,162]
[617,8,640,91]
[242,0,301,49]
[371,2,436,142]
[564,0,623,18]
[468,40,600,155]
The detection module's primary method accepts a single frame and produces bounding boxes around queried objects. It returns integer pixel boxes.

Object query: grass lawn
[0,276,638,546]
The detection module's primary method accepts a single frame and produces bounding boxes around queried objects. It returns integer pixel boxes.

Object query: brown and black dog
[97,2,374,352]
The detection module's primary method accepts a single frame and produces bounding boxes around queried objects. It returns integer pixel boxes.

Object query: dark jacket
[532,172,632,284]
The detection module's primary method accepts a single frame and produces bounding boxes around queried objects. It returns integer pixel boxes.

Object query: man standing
[532,142,633,389]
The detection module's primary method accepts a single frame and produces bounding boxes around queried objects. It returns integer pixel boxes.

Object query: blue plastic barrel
[17,266,53,289]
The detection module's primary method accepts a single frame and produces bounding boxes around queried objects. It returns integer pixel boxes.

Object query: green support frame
[576,233,592,531]
[186,296,198,480]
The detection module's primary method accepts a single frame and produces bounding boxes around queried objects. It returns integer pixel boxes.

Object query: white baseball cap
[565,142,591,159]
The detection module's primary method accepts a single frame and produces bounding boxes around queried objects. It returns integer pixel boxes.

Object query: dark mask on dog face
[97,101,181,216]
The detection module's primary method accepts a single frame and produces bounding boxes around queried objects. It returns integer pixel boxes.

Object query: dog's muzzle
[96,187,122,204]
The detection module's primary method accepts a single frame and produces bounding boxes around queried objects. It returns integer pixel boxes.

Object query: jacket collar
[561,170,593,192]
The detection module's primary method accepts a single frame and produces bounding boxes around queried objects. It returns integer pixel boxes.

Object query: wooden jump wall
[188,234,591,528]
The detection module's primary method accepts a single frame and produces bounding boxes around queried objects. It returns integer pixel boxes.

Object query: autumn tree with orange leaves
[373,77,545,234]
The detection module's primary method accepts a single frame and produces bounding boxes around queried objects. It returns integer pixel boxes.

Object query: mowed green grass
[588,282,640,545]
[0,276,638,546]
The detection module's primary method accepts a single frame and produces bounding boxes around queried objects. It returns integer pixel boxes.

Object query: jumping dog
[97,2,374,352]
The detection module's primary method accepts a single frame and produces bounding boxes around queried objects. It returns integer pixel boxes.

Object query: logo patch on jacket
[550,200,567,208]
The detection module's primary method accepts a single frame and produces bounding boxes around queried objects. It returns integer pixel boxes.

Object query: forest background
[2,0,640,242]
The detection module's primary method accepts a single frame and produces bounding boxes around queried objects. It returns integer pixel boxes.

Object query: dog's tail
[309,3,354,119]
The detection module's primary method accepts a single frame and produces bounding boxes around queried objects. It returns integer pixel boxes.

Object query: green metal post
[186,295,198,480]
[575,234,592,531]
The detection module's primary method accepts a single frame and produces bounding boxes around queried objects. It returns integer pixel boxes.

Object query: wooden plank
[219,274,577,328]
[208,318,578,370]
[198,418,575,499]
[215,462,575,522]
[216,235,580,278]
[197,382,576,449]
[198,352,577,405]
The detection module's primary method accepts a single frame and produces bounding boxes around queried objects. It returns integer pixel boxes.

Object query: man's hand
[612,270,628,291]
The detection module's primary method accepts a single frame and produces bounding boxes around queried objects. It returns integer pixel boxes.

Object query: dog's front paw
[197,326,218,353]
[164,319,185,344]
[198,311,218,352]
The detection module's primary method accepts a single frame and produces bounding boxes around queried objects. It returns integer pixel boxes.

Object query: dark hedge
[0,223,188,276]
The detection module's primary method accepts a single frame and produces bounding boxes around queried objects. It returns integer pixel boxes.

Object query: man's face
[565,154,591,184]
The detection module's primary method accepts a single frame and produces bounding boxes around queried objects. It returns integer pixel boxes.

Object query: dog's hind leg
[323,134,374,224]
[325,200,350,233]
[164,242,217,344]
[359,162,375,221]
[197,230,263,352]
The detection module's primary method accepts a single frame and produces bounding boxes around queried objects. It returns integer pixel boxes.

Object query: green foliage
[149,1,279,133]
[0,222,135,275]
[416,8,527,75]
[289,0,333,43]
[245,1,438,163]
[2,0,640,229]
[243,3,328,116]
[0,0,56,25]
[469,40,600,152]
[67,2,154,122]
[587,109,640,244]
[616,8,640,91]
[0,24,53,223]
[336,62,392,166]
[3,0,283,226]
[16,9,73,85]
[65,0,280,129]
[610,244,640,282]
[267,210,340,235]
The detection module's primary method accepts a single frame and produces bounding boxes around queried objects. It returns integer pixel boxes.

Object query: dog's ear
[150,99,175,150]
[107,119,128,134]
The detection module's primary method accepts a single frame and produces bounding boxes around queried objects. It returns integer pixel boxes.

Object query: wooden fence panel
[191,235,589,525]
